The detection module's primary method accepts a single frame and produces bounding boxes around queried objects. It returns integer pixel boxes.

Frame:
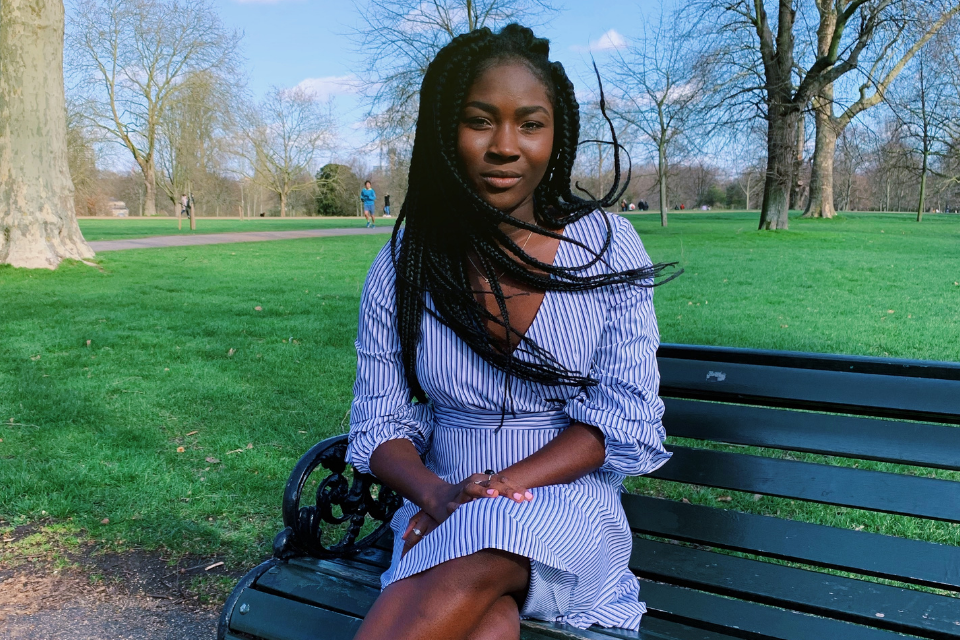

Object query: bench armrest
[274,434,403,560]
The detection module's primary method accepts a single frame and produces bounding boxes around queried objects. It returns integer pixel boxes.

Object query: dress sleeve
[564,216,671,477]
[346,240,434,476]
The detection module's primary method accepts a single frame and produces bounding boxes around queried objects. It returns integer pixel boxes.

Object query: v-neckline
[506,224,569,357]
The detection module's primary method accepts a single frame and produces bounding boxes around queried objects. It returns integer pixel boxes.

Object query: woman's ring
[412,528,423,537]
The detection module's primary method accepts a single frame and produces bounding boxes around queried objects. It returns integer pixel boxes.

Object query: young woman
[347,24,674,640]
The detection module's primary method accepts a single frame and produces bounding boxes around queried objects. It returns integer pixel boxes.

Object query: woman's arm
[369,439,528,524]
[495,422,605,490]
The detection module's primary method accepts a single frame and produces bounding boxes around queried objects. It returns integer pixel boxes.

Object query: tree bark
[279,191,287,218]
[759,107,798,230]
[140,160,158,217]
[804,99,838,218]
[658,142,669,227]
[0,0,94,269]
[789,111,805,209]
[917,150,928,222]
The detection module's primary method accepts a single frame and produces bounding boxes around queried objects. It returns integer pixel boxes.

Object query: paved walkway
[89,226,393,252]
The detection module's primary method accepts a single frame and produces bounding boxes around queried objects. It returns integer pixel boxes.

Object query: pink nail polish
[487,489,495,495]
[513,492,523,500]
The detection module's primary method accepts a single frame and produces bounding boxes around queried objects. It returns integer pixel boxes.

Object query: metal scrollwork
[274,434,403,559]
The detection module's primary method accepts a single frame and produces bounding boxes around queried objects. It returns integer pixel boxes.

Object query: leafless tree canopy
[354,0,557,145]
[67,0,241,216]
[239,87,335,217]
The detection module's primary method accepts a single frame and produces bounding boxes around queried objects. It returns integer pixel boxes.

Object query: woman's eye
[465,117,491,128]
[521,121,545,131]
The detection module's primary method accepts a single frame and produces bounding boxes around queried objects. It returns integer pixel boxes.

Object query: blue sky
[209,0,665,153]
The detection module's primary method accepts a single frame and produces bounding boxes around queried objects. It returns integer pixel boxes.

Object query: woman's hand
[401,509,439,558]
[422,473,534,523]
[403,473,534,557]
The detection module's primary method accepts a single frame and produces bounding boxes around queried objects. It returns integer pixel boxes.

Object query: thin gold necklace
[468,230,534,285]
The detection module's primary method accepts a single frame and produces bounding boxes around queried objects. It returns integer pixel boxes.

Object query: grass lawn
[77,216,370,241]
[1,211,959,575]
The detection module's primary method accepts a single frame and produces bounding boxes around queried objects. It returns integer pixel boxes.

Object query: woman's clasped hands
[401,472,534,557]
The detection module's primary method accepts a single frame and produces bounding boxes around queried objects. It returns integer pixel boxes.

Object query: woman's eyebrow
[464,100,498,114]
[515,105,550,118]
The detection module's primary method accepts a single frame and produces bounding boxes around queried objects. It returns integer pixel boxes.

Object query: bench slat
[631,537,960,638]
[623,494,960,591]
[650,446,960,522]
[658,344,960,380]
[230,588,363,640]
[664,398,960,471]
[659,358,960,423]
[640,581,909,640]
[255,561,379,617]
[524,617,744,640]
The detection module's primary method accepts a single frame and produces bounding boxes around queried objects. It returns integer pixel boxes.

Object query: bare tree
[68,0,240,217]
[611,6,720,226]
[1,0,95,268]
[156,71,237,227]
[804,0,960,219]
[355,0,557,144]
[692,0,933,229]
[888,51,957,221]
[240,87,335,218]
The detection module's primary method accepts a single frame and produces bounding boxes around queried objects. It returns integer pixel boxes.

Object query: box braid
[392,23,678,403]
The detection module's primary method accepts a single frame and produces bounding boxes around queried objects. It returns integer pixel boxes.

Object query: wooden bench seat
[219,344,960,640]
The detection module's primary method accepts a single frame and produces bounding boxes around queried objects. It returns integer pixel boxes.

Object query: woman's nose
[487,125,520,160]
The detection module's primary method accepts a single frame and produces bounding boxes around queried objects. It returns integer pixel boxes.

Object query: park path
[88,225,394,252]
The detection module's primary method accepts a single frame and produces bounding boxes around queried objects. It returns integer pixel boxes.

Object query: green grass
[77,216,370,241]
[1,211,959,569]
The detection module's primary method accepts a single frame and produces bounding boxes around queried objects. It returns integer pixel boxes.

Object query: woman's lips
[481,174,522,189]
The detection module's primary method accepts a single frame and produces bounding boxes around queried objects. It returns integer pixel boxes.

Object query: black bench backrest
[629,345,960,639]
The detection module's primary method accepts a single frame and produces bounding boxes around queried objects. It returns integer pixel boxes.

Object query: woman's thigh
[353,549,529,640]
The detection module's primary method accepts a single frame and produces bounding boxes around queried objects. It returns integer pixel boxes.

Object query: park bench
[219,343,960,640]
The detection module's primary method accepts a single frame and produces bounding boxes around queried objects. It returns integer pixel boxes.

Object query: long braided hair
[392,23,676,403]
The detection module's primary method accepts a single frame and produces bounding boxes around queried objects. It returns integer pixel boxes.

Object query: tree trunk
[279,191,287,218]
[917,152,928,223]
[759,108,798,230]
[659,142,668,227]
[804,109,838,218]
[789,111,805,209]
[0,0,94,269]
[141,161,157,217]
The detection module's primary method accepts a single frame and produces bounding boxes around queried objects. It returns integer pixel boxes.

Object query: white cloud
[572,29,627,53]
[294,75,359,99]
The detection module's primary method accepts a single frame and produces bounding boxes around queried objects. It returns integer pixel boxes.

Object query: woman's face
[457,60,554,217]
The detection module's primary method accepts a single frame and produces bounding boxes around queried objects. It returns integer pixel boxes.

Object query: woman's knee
[439,549,530,596]
[466,595,521,640]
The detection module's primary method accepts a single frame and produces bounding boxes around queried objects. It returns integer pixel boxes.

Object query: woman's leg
[353,549,529,640]
[466,595,521,640]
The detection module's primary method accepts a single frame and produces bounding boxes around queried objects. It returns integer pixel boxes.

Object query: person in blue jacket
[361,181,376,227]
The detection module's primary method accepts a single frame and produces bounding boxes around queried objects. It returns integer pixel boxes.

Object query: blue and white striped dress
[347,211,671,630]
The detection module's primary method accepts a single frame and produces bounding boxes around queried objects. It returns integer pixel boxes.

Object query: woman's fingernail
[513,492,523,500]
[525,491,533,499]
[487,489,496,495]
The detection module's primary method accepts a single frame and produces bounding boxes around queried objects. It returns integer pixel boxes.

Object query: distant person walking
[361,180,376,227]
[383,194,392,218]
[180,193,189,218]
[187,193,195,218]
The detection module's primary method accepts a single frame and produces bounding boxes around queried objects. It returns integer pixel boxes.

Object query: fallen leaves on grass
[101,518,109,524]
[204,562,224,571]
[225,443,254,455]
[716,496,733,502]
[254,306,263,311]
[185,431,198,436]
[176,446,185,453]
[205,457,220,464]
[227,348,236,357]
[30,355,40,361]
